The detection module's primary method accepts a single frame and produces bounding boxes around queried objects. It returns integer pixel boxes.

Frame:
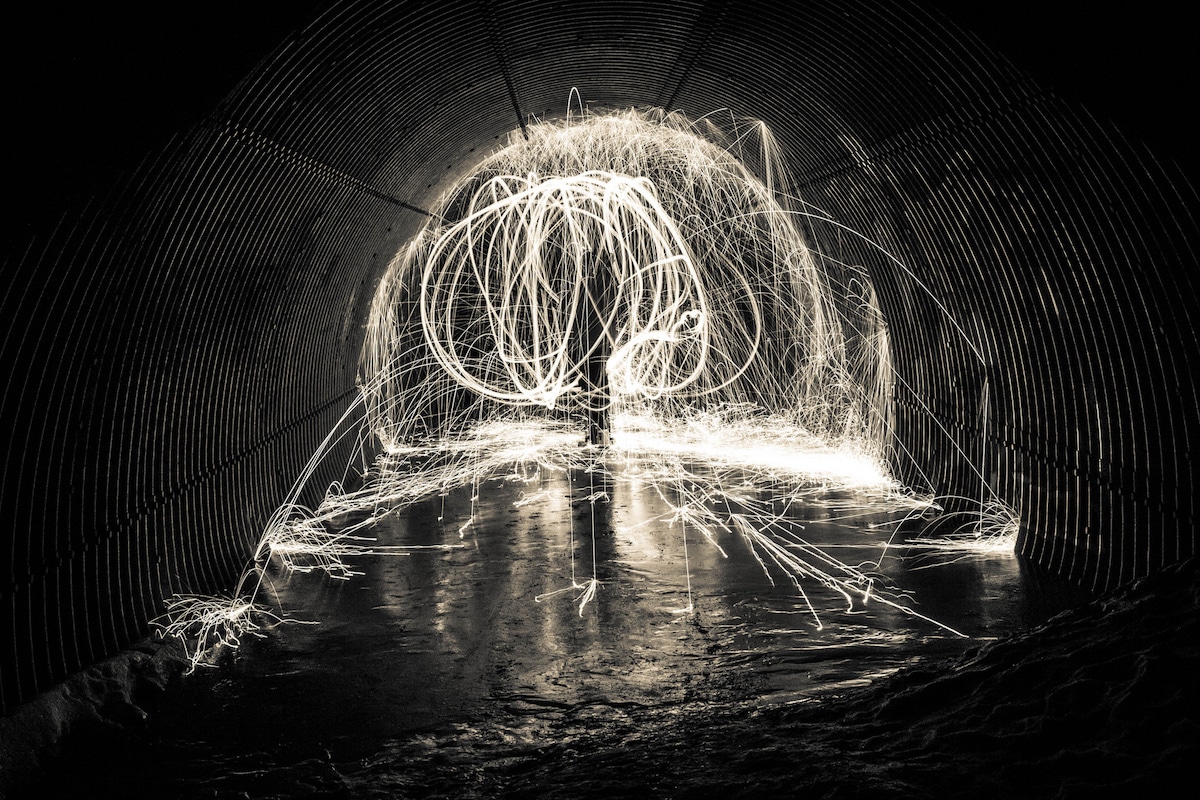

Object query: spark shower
[156,105,1016,668]
[364,107,889,448]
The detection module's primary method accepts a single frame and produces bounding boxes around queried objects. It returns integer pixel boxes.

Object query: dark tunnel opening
[1,0,1197,795]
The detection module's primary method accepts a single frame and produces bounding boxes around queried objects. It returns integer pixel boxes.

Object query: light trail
[884,496,1021,571]
[156,105,1019,668]
[362,108,887,452]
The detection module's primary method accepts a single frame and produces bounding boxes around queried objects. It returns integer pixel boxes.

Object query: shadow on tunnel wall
[2,0,1196,715]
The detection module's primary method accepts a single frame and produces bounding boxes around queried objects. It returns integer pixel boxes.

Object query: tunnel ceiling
[2,0,1197,714]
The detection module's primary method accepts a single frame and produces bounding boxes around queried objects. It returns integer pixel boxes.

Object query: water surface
[26,467,1087,798]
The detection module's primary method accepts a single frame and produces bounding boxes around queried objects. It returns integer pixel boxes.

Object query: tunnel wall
[2,0,1196,714]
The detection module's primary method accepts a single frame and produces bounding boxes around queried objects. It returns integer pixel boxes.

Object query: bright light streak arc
[154,105,1019,670]
[362,108,890,454]
[418,171,716,410]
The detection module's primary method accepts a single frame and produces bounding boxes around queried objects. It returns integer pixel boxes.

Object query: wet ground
[8,467,1194,799]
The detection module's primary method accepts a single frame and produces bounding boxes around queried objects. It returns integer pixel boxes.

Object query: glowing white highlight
[611,409,893,490]
[154,104,1025,668]
[892,497,1021,570]
[362,108,888,453]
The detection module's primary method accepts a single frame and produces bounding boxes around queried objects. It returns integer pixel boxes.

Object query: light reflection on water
[72,466,1081,798]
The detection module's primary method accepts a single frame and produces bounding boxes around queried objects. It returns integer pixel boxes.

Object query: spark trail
[157,105,1017,667]
[354,106,967,630]
[362,108,889,451]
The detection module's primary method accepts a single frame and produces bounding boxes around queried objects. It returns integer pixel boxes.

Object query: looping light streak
[362,108,882,452]
[155,106,1020,668]
[417,170,719,410]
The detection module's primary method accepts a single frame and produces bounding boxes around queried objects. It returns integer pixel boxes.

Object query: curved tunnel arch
[2,0,1196,713]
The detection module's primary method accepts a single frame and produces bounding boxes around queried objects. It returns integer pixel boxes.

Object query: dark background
[1,0,1195,729]
[3,2,1194,252]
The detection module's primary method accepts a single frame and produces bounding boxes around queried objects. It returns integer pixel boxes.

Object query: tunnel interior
[2,0,1197,783]
[361,107,893,447]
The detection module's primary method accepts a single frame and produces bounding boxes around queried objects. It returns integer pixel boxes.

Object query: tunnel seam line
[218,120,439,218]
[655,0,730,113]
[477,0,528,139]
[0,387,363,595]
[894,394,1186,518]
[794,87,1054,191]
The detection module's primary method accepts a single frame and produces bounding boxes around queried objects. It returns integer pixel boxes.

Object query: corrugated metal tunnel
[2,0,1196,716]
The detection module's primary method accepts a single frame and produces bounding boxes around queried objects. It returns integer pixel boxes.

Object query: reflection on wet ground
[23,467,1096,799]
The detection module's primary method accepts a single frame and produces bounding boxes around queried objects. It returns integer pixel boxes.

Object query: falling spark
[361,107,892,454]
[888,497,1021,570]
[157,105,1021,667]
